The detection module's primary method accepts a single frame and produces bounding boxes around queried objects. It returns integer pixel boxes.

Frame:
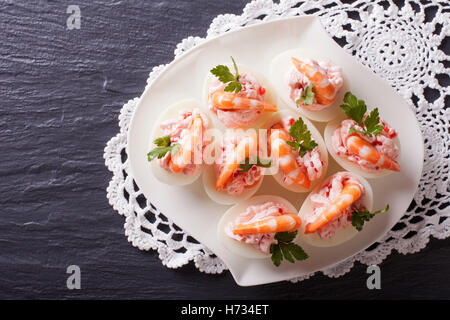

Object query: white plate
[128,16,423,286]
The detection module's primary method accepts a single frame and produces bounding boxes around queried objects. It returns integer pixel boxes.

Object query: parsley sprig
[340,92,384,137]
[270,231,308,267]
[286,117,318,157]
[210,56,242,93]
[296,84,315,106]
[351,204,390,231]
[147,135,181,162]
[239,156,272,172]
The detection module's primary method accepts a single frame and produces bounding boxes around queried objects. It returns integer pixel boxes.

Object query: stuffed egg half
[269,48,346,122]
[149,99,211,186]
[298,172,373,247]
[217,195,299,259]
[263,108,328,193]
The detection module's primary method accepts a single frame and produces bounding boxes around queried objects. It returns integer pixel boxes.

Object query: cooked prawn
[169,115,203,172]
[270,124,310,189]
[215,134,258,190]
[291,57,336,105]
[233,213,302,235]
[345,134,400,172]
[211,91,277,112]
[305,181,363,234]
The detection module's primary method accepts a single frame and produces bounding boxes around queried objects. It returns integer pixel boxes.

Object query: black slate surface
[1,0,449,299]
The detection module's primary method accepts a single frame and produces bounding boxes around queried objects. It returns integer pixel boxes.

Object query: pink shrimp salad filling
[309,172,364,239]
[225,202,291,254]
[208,72,266,128]
[286,59,343,111]
[158,108,208,175]
[331,119,399,171]
[273,116,324,183]
[214,135,262,195]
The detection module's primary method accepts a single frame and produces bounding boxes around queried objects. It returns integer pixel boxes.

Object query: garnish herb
[153,135,171,147]
[270,231,308,267]
[239,156,272,173]
[147,135,181,162]
[210,56,242,93]
[286,117,318,157]
[351,204,390,231]
[341,92,384,137]
[296,84,315,106]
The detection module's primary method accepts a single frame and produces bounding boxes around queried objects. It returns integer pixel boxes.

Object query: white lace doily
[104,0,450,281]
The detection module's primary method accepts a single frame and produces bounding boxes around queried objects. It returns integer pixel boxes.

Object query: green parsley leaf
[279,243,294,263]
[147,146,172,161]
[224,81,242,93]
[210,65,235,84]
[363,108,384,137]
[270,244,283,267]
[147,136,181,162]
[340,92,366,125]
[231,56,239,80]
[340,92,386,138]
[348,127,368,136]
[270,230,308,267]
[287,243,308,260]
[285,140,300,150]
[275,231,298,243]
[288,117,318,157]
[351,204,390,231]
[210,56,242,93]
[239,156,272,173]
[296,85,315,106]
[153,135,171,147]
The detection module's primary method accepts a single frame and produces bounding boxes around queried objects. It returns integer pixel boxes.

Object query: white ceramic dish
[128,16,423,286]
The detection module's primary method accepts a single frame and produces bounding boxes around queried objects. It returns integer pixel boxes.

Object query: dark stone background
[0,0,449,299]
